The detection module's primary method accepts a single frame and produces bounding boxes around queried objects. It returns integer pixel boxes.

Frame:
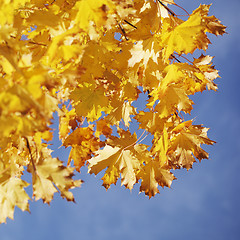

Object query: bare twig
[157,0,176,16]
[124,20,137,29]
[173,2,190,16]
[171,54,181,63]
[117,21,128,40]
[25,137,36,173]
[10,35,47,47]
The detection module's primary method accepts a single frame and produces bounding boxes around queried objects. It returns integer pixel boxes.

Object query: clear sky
[1,0,240,239]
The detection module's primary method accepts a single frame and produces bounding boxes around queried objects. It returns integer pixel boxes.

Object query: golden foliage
[0,0,225,223]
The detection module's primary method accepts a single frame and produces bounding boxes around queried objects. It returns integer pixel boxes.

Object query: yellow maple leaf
[192,4,226,36]
[106,100,136,127]
[108,129,138,149]
[88,130,146,190]
[74,0,110,30]
[172,120,193,134]
[151,127,169,167]
[122,81,141,101]
[149,85,193,118]
[27,9,61,27]
[134,111,165,134]
[168,123,216,169]
[31,172,58,204]
[59,108,81,141]
[149,63,185,102]
[70,85,110,122]
[161,10,206,60]
[160,64,185,92]
[193,54,219,91]
[127,0,161,39]
[95,118,112,138]
[137,160,175,198]
[128,37,162,69]
[0,177,30,223]
[88,145,141,190]
[27,147,82,203]
[63,127,104,171]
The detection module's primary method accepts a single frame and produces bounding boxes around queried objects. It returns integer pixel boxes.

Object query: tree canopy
[0,0,226,223]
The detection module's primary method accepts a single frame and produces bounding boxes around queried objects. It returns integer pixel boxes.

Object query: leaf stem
[117,21,128,41]
[157,0,176,16]
[123,130,149,151]
[171,54,181,63]
[173,3,190,16]
[25,137,36,173]
[124,20,137,29]
[175,53,194,64]
[0,166,11,177]
[10,35,47,47]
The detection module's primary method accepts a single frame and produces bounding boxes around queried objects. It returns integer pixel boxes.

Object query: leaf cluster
[0,0,225,223]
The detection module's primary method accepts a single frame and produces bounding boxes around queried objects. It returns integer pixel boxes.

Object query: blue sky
[1,0,240,239]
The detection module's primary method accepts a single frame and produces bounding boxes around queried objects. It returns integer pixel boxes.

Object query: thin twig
[117,22,128,41]
[171,54,181,63]
[124,20,137,29]
[136,131,150,145]
[26,41,47,47]
[10,35,47,47]
[123,130,147,150]
[157,0,176,16]
[135,130,147,145]
[179,111,185,121]
[25,137,36,173]
[173,2,190,16]
[66,100,72,110]
[80,117,86,127]
[175,53,194,64]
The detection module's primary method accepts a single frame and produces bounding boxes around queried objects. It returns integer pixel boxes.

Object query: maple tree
[0,0,226,223]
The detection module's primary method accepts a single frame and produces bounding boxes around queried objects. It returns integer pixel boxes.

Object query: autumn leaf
[148,85,193,118]
[137,160,175,198]
[161,9,207,60]
[74,0,110,30]
[192,4,226,36]
[95,118,112,138]
[0,178,30,223]
[128,37,162,69]
[70,85,110,122]
[59,108,83,141]
[88,145,138,189]
[106,100,136,127]
[134,111,165,134]
[27,9,61,28]
[168,123,216,170]
[63,127,104,172]
[151,127,169,167]
[27,146,82,203]
[88,130,145,190]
